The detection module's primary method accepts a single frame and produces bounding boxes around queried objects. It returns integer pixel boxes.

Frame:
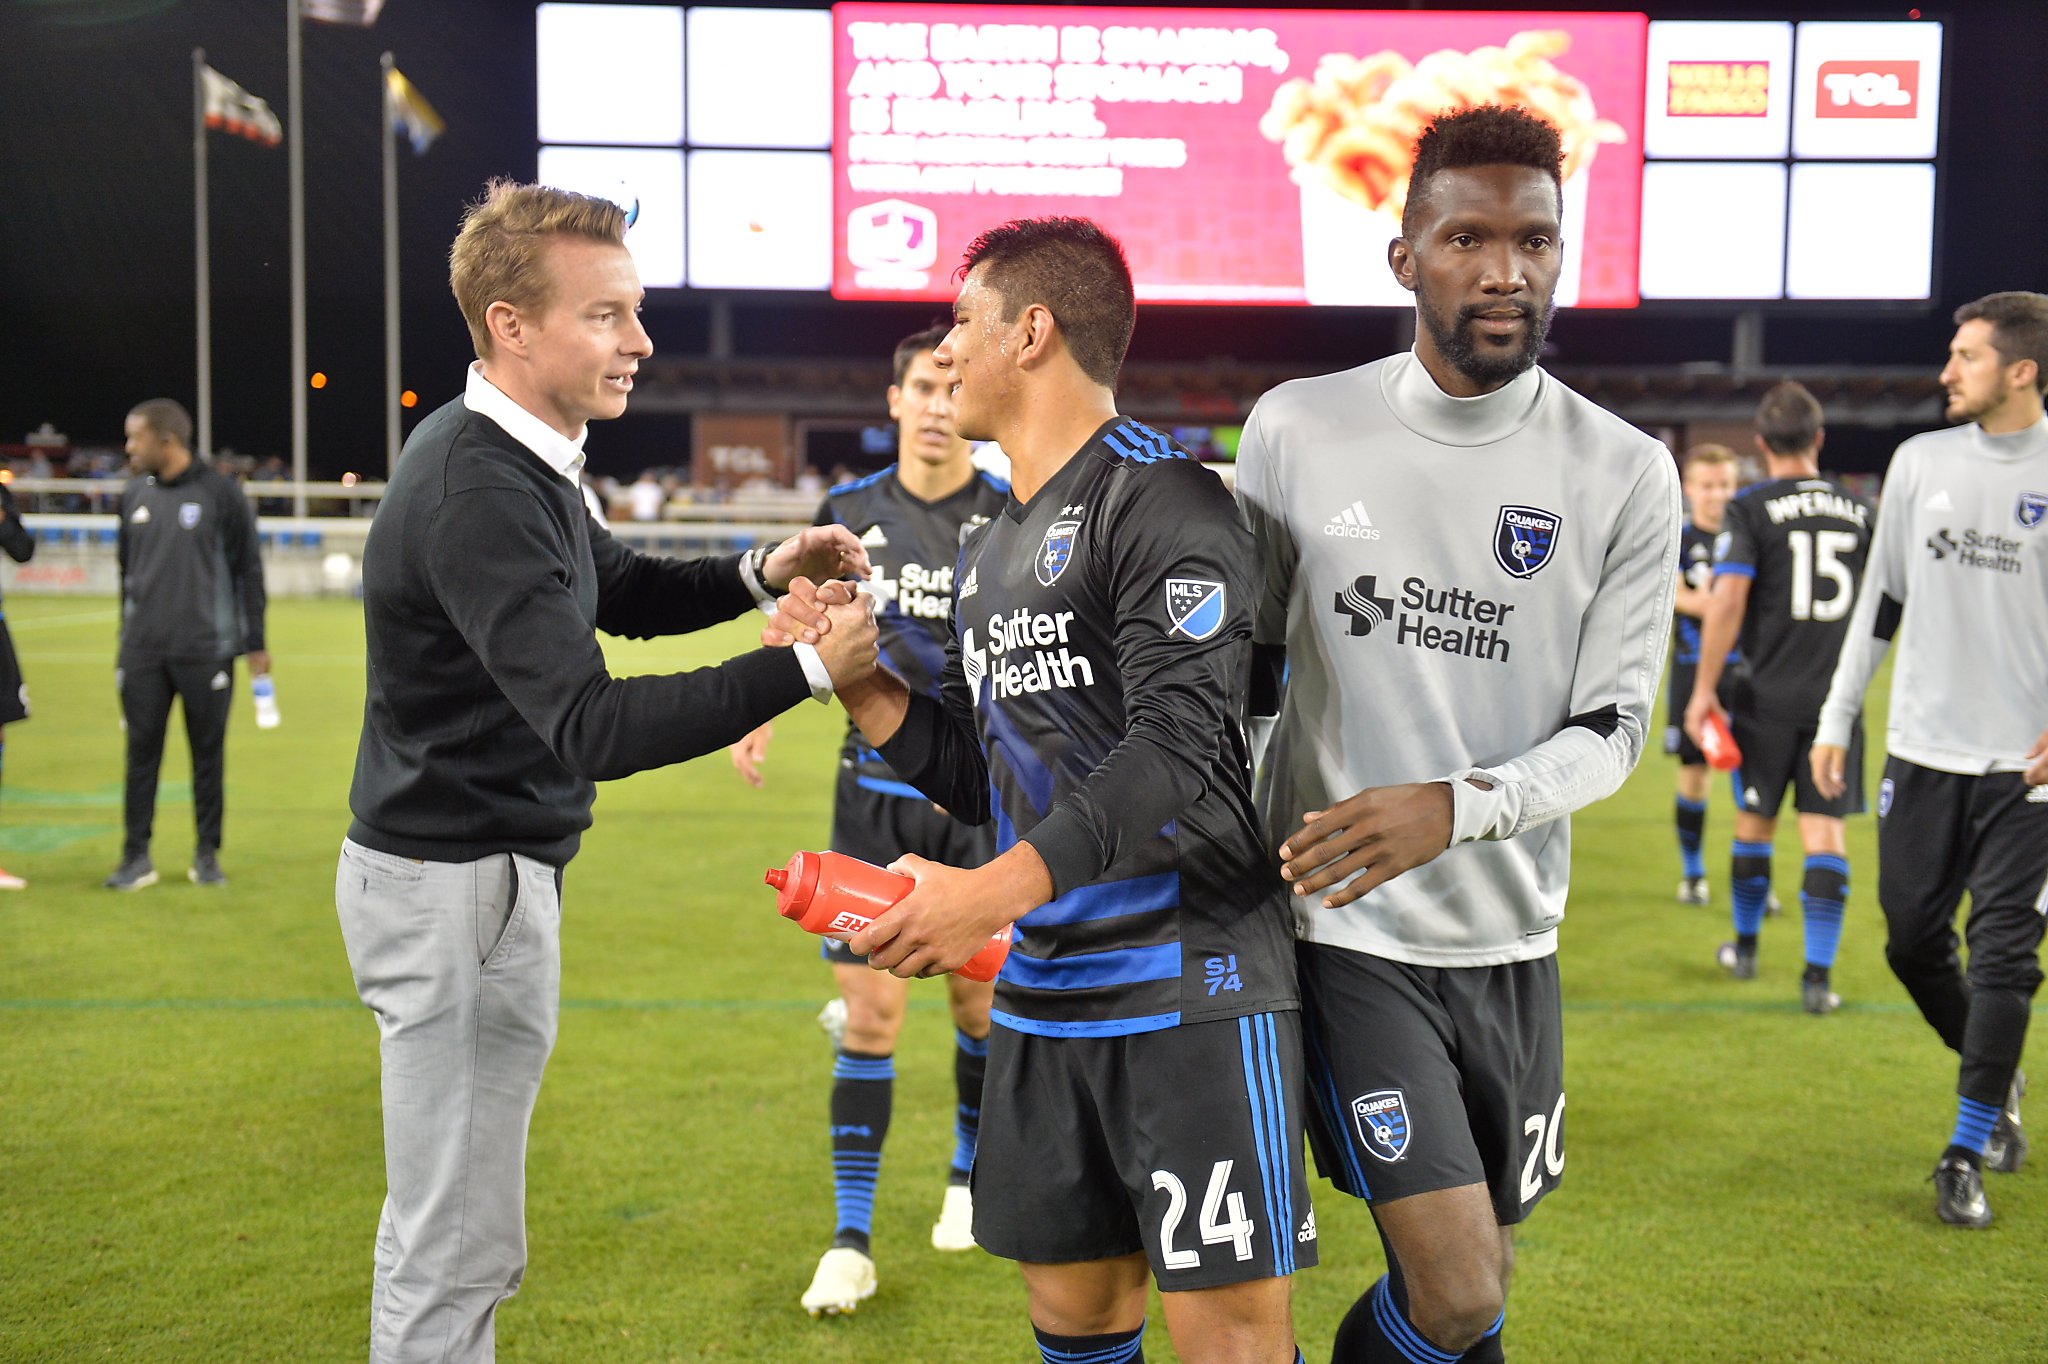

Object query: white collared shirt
[463,362,588,488]
[458,362,833,702]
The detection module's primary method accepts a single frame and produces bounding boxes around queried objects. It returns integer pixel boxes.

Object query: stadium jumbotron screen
[534,4,1943,305]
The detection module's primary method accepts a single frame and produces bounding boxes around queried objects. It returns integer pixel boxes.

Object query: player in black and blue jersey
[730,326,1011,1316]
[1666,444,1739,905]
[768,218,1312,1364]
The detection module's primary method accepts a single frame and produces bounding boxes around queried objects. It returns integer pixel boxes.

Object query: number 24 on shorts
[1153,1159,1256,1270]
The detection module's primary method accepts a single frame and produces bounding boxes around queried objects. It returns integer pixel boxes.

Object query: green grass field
[1,595,2041,1362]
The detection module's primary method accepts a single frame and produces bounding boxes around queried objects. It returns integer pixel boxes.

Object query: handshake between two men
[759,574,1056,982]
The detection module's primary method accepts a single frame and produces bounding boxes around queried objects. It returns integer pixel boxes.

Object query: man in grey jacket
[1813,291,2048,1230]
[1236,106,1680,1363]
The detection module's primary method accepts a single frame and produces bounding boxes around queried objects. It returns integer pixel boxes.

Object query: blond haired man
[335,181,876,1363]
[1666,443,1740,905]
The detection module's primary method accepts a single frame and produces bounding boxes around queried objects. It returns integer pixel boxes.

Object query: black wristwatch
[748,538,783,592]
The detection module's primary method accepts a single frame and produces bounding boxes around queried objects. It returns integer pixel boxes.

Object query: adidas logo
[131,505,151,524]
[2027,785,2048,804]
[1744,786,1761,807]
[1296,1209,1317,1243]
[1925,489,1954,511]
[958,566,978,600]
[1323,500,1381,540]
[859,524,889,549]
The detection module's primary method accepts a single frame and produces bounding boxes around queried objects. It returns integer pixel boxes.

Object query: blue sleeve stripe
[854,774,929,801]
[1713,562,1756,579]
[1023,871,1179,927]
[999,942,1181,990]
[990,1008,1181,1038]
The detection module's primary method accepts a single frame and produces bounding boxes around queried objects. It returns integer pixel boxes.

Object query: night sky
[4,0,2044,479]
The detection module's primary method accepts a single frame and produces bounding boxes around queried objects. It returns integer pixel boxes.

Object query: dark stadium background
[3,0,2042,480]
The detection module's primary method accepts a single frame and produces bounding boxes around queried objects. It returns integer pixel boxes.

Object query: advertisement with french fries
[833,5,1647,306]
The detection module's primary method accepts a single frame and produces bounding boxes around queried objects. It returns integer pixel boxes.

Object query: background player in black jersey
[768,217,1312,1364]
[1686,382,1872,1013]
[729,326,1010,1316]
[1667,445,1739,906]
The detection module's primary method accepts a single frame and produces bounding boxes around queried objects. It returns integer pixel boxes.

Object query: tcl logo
[1816,60,1919,118]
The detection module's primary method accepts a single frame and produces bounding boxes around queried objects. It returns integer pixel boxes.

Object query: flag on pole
[385,68,445,155]
[201,66,282,147]
[300,0,385,24]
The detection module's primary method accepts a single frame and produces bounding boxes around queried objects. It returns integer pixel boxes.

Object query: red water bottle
[764,850,1013,983]
[1699,710,1743,772]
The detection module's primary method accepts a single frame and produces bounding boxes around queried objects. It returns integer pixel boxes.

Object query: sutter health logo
[963,608,1097,700]
[1816,60,1918,118]
[1334,574,1518,662]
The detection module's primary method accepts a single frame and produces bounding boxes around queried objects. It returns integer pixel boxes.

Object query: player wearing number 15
[1685,382,1872,1011]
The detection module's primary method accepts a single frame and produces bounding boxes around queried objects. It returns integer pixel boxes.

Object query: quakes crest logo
[1494,505,1561,579]
[1037,518,1079,586]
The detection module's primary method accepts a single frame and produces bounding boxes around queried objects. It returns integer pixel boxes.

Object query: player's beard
[1416,287,1555,390]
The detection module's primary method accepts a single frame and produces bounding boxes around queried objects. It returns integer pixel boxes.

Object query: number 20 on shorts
[1520,1093,1567,1204]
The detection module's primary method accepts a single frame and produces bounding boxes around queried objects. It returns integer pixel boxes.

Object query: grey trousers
[335,839,563,1364]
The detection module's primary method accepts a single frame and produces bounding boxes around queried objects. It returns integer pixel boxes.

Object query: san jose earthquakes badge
[1352,1089,1411,1163]
[2017,491,2047,530]
[1165,579,1225,641]
[1494,505,1560,579]
[1036,518,1080,586]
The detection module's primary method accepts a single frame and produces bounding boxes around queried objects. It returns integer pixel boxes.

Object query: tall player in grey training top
[1236,106,1680,1363]
[1684,382,1872,1014]
[1812,291,2048,1230]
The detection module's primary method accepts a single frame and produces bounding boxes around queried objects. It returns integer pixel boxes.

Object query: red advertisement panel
[832,5,1647,307]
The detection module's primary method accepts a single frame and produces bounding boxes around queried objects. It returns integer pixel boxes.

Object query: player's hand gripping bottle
[1698,710,1743,772]
[765,850,1012,982]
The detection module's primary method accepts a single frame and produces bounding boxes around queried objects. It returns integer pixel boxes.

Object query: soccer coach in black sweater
[337,180,877,1364]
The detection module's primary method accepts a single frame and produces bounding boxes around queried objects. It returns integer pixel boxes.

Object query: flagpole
[381,52,400,476]
[287,0,308,516]
[193,49,212,459]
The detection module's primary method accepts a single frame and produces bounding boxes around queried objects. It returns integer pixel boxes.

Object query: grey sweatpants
[335,839,563,1364]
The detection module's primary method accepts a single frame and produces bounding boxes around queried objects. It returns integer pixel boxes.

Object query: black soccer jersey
[1672,520,1717,667]
[820,466,1009,795]
[876,418,1297,1039]
[1713,476,1875,725]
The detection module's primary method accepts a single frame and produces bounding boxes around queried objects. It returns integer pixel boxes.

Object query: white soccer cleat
[1675,876,1709,906]
[816,996,848,1049]
[800,1246,877,1317]
[0,865,25,890]
[931,1183,976,1251]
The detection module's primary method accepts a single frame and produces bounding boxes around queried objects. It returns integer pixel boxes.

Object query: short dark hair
[1402,105,1564,237]
[128,398,193,447]
[891,324,951,387]
[1755,382,1824,456]
[1954,291,2048,393]
[958,217,1134,389]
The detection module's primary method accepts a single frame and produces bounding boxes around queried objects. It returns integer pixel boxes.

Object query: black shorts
[0,618,25,726]
[820,768,998,967]
[1732,715,1864,820]
[1877,757,2048,994]
[971,1011,1318,1289]
[1298,944,1564,1226]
